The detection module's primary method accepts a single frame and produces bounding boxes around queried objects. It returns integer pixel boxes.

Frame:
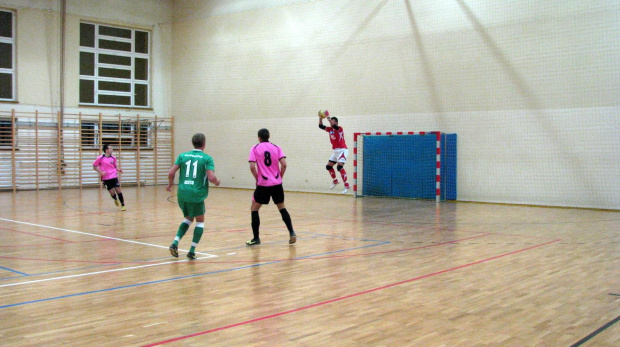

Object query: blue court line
[293,241,390,259]
[0,266,29,276]
[209,235,326,253]
[1,233,387,280]
[0,240,387,282]
[0,256,175,281]
[0,261,281,309]
[0,240,390,309]
[0,240,389,283]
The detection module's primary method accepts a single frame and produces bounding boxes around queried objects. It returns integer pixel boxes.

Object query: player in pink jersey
[93,144,126,210]
[246,128,296,246]
[318,111,350,194]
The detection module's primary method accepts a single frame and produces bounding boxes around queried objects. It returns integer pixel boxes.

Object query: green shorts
[178,201,205,218]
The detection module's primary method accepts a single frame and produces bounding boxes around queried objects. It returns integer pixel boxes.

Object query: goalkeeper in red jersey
[318,111,350,194]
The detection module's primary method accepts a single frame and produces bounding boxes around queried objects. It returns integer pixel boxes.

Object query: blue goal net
[354,132,457,201]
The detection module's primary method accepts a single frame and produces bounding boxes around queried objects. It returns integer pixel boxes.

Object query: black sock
[251,211,260,240]
[117,193,125,206]
[279,208,294,233]
[111,194,118,200]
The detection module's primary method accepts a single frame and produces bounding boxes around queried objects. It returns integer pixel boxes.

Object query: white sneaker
[330,180,339,189]
[342,187,348,194]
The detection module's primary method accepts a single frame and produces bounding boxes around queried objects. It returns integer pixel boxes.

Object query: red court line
[22,210,108,222]
[142,238,561,346]
[0,242,67,248]
[455,229,557,240]
[223,228,250,233]
[324,219,566,240]
[68,239,116,244]
[0,256,170,264]
[298,234,491,262]
[191,234,493,265]
[0,226,74,243]
[0,256,167,265]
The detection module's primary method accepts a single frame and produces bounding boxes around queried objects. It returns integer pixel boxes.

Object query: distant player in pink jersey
[246,128,296,246]
[318,111,350,194]
[93,144,126,211]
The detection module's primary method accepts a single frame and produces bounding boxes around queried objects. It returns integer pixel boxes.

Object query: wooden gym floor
[0,186,618,346]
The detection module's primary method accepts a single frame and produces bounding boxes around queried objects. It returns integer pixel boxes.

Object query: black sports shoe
[246,238,261,246]
[289,232,297,244]
[187,252,197,260]
[169,244,178,257]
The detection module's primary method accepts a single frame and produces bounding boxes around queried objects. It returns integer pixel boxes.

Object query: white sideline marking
[0,217,217,257]
[0,217,218,288]
[143,322,165,328]
[0,256,212,288]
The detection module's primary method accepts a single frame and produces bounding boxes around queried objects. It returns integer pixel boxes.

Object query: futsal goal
[353,132,457,202]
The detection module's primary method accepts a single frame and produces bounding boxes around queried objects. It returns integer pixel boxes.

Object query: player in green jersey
[166,133,220,260]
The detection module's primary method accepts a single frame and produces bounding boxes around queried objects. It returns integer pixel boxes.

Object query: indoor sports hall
[0,1,618,346]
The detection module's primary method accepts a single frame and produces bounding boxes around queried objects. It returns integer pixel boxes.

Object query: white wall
[0,0,173,117]
[170,0,620,209]
[2,0,618,209]
[0,0,175,189]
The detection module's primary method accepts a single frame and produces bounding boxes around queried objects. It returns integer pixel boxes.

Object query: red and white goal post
[353,131,446,203]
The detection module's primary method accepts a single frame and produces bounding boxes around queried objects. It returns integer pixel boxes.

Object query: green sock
[189,226,204,253]
[173,222,191,245]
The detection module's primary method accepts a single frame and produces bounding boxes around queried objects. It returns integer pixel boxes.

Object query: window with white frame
[79,22,150,108]
[0,10,15,101]
[81,120,151,149]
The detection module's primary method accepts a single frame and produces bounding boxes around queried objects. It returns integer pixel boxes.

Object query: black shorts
[253,184,285,205]
[103,178,120,190]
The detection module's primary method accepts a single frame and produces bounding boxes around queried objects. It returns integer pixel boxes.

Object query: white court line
[0,256,211,288]
[0,217,219,288]
[0,217,217,257]
[143,322,165,328]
